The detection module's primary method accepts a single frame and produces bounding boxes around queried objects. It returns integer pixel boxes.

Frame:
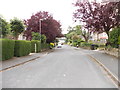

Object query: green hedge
[31,40,40,53]
[2,39,15,60]
[31,40,50,52]
[2,39,50,60]
[14,40,31,57]
[41,43,50,50]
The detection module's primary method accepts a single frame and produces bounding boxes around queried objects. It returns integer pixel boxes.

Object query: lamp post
[39,19,42,51]
[39,18,47,51]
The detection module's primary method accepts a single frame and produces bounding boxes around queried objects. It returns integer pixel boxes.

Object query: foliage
[31,40,40,53]
[73,1,120,41]
[14,40,31,57]
[72,34,80,41]
[50,43,54,46]
[81,42,91,47]
[10,18,25,40]
[24,11,63,42]
[41,34,46,43]
[109,27,120,48]
[32,32,41,40]
[81,30,91,42]
[118,36,120,45]
[1,39,15,60]
[66,25,90,43]
[32,32,47,43]
[41,43,50,50]
[50,43,54,48]
[0,17,9,38]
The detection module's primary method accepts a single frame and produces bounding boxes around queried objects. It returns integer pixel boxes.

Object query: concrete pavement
[2,45,116,88]
[1,51,50,71]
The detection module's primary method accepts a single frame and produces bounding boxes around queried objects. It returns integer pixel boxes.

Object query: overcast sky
[0,0,102,34]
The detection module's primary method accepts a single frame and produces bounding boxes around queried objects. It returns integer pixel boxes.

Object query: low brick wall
[80,46,90,50]
[104,48,119,58]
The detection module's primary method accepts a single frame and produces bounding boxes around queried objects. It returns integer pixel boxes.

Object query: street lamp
[39,18,46,51]
[39,19,42,51]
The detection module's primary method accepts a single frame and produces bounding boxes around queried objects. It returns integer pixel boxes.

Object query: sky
[0,0,102,34]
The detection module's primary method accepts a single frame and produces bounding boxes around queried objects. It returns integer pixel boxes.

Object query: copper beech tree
[24,11,63,43]
[73,1,120,43]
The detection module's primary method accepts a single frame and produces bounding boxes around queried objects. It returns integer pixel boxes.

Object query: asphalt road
[74,47,118,79]
[2,45,116,88]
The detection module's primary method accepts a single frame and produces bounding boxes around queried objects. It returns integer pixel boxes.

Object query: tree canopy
[109,27,120,48]
[66,25,90,42]
[0,17,9,38]
[73,1,120,41]
[10,18,25,40]
[24,11,63,43]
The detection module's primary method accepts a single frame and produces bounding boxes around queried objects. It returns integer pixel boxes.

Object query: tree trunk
[15,35,19,40]
[105,30,111,46]
[84,36,88,43]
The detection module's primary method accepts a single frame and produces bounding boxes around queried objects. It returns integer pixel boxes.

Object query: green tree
[81,30,91,42]
[41,34,46,43]
[109,27,120,48]
[0,17,9,38]
[10,18,25,40]
[32,32,46,43]
[66,25,90,43]
[32,32,41,40]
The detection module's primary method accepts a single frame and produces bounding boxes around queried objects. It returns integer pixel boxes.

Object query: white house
[91,32,108,44]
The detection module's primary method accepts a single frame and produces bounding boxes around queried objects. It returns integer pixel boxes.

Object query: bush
[2,39,15,60]
[81,42,91,47]
[31,40,49,52]
[118,36,120,45]
[109,27,120,48]
[14,40,31,57]
[72,42,77,47]
[41,43,50,50]
[31,40,40,53]
[50,43,54,49]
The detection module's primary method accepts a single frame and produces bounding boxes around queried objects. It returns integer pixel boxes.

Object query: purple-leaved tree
[73,1,120,43]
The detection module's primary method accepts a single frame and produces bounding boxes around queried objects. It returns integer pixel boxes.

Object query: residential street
[2,45,117,88]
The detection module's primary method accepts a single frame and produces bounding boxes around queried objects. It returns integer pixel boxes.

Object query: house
[91,32,108,44]
[18,33,26,40]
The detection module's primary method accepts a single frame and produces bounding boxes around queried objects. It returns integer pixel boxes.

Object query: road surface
[2,45,116,88]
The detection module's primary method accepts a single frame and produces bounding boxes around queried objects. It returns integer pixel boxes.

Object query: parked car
[57,43,62,48]
[61,43,64,45]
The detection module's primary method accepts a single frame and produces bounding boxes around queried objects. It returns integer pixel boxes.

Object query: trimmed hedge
[31,40,40,53]
[2,39,15,60]
[41,43,50,50]
[1,39,50,60]
[14,40,31,57]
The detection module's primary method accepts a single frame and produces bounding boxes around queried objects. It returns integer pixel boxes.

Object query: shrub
[81,42,91,47]
[2,39,15,60]
[118,36,120,45]
[50,43,54,49]
[41,43,50,50]
[109,27,120,48]
[72,42,77,47]
[31,40,40,53]
[14,40,31,57]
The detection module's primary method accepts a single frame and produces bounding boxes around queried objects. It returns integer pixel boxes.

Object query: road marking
[0,52,49,72]
[87,54,119,88]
